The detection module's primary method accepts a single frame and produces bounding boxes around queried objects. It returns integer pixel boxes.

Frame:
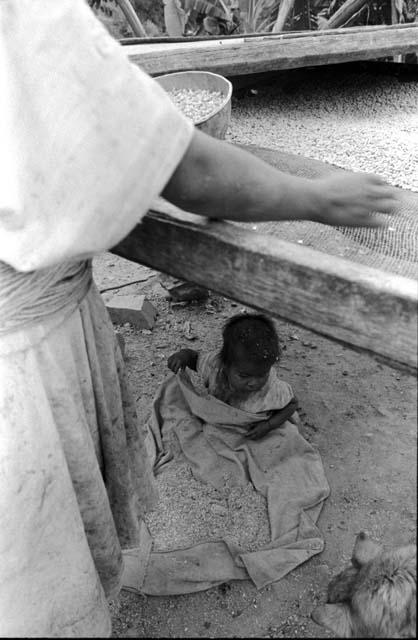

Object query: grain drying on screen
[227,69,418,192]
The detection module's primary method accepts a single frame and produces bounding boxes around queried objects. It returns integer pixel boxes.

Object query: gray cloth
[122,371,330,595]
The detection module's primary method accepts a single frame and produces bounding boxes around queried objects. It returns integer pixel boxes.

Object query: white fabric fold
[0,0,194,271]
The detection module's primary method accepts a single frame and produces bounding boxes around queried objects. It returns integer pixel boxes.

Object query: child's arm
[163,129,398,228]
[245,397,299,440]
[167,348,199,373]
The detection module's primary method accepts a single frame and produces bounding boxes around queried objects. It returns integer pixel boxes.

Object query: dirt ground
[92,251,417,639]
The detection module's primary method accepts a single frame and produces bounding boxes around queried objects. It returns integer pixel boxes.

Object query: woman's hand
[163,130,398,230]
[312,172,398,228]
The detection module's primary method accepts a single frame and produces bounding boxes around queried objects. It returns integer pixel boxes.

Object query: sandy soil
[93,250,416,639]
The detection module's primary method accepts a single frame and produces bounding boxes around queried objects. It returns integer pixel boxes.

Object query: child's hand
[167,348,197,373]
[245,418,280,441]
[245,398,299,440]
[313,172,398,228]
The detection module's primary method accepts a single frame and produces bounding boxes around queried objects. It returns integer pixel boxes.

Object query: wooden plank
[112,205,417,373]
[125,24,418,76]
[121,22,416,44]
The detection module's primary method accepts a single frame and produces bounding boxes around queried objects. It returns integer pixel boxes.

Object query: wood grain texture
[125,24,418,76]
[112,206,417,373]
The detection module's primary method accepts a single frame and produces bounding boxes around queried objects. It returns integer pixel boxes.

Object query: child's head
[220,313,280,393]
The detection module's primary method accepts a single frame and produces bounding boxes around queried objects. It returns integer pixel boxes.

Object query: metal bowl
[155,70,233,139]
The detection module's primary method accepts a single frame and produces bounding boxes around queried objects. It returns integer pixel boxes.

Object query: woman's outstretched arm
[162,129,398,228]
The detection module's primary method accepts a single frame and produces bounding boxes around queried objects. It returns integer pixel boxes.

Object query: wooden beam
[124,24,418,76]
[121,22,415,43]
[112,204,417,373]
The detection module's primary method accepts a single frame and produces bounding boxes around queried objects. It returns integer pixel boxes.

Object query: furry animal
[312,532,416,638]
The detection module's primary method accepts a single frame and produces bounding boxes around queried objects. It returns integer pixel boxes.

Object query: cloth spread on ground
[122,369,330,596]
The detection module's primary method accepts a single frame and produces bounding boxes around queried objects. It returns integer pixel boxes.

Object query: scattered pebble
[183,320,198,340]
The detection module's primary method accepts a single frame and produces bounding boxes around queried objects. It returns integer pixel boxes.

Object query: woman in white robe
[0,2,194,635]
[0,1,397,636]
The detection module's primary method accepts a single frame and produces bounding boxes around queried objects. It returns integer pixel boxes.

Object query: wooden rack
[123,23,418,76]
[113,199,417,374]
[115,31,418,372]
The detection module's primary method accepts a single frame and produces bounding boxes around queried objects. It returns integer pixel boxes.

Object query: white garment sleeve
[0,0,194,271]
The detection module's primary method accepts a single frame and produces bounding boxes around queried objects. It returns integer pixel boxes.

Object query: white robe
[0,1,193,636]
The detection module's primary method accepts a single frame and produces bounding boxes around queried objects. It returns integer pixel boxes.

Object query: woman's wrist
[272,175,325,223]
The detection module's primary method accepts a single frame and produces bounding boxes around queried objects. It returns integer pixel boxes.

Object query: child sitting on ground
[167,313,301,440]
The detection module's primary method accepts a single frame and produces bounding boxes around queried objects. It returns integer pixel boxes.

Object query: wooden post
[318,0,369,29]
[117,0,147,37]
[164,0,188,37]
[391,0,403,63]
[272,0,296,32]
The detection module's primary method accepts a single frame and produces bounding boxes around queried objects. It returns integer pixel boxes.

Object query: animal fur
[312,532,416,638]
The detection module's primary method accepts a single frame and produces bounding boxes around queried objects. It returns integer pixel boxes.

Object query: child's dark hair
[220,313,280,367]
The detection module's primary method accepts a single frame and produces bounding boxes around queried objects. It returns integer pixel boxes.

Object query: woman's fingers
[368,184,398,198]
[367,195,398,212]
[316,172,399,227]
[340,210,395,227]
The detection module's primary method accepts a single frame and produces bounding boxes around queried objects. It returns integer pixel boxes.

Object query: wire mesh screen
[240,147,418,280]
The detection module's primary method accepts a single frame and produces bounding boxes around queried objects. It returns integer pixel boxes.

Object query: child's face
[225,345,271,394]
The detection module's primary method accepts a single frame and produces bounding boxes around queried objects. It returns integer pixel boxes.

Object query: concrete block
[106,295,158,330]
